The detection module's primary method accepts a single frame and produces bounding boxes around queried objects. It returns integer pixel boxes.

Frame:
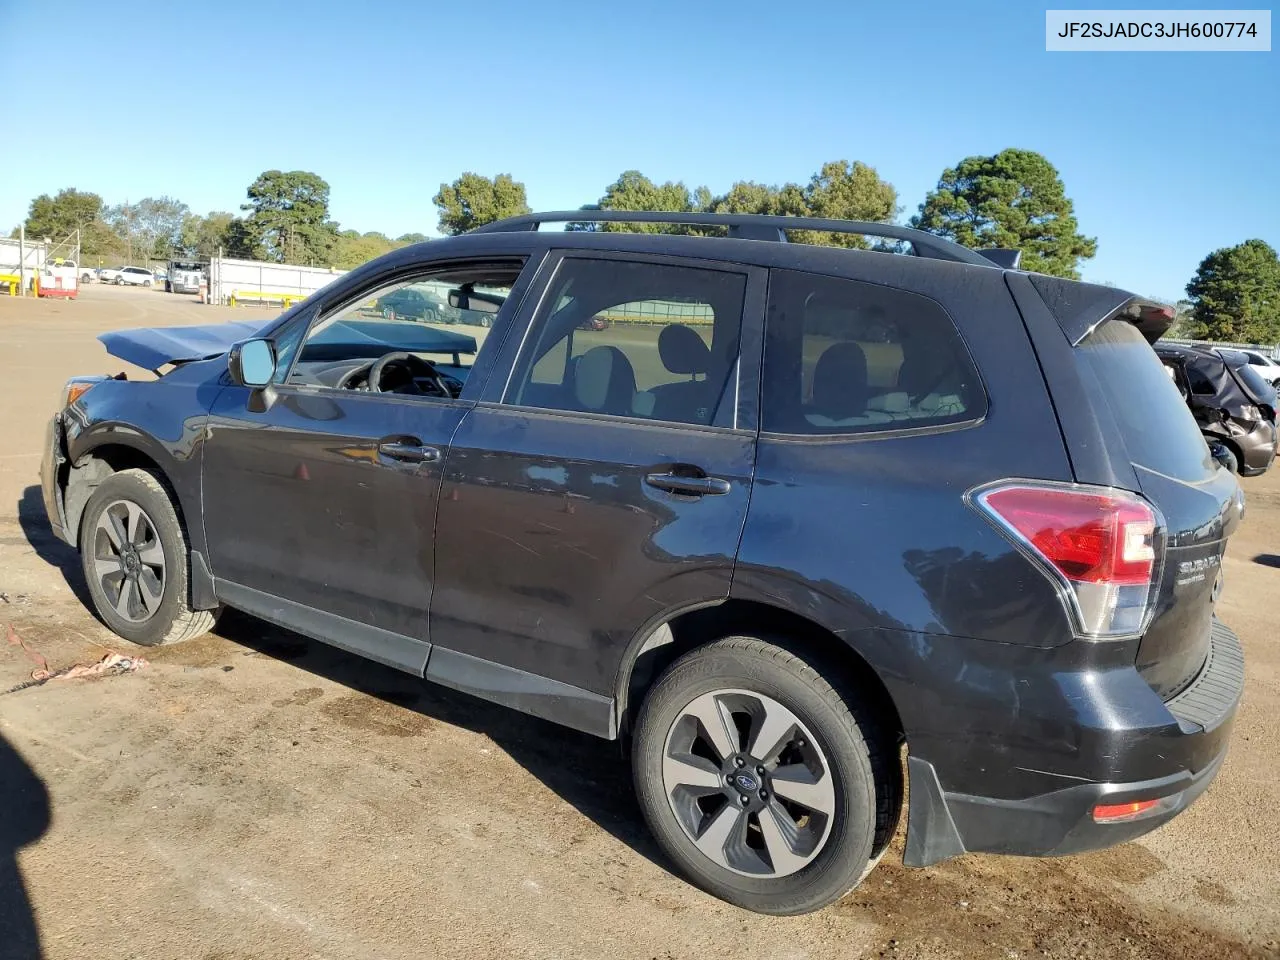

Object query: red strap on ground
[5,623,52,681]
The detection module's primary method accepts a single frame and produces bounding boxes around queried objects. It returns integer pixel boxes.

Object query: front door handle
[378,439,441,464]
[645,471,732,497]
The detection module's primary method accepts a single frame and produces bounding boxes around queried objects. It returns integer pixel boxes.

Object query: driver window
[282,262,523,398]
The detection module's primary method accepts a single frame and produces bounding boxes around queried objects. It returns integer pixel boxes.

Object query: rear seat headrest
[658,324,711,376]
[811,341,870,420]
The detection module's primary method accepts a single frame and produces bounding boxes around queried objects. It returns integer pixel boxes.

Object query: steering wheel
[369,351,451,396]
[338,351,451,396]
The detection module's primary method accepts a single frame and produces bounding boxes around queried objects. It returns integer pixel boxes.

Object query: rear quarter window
[1080,323,1214,481]
[762,269,985,435]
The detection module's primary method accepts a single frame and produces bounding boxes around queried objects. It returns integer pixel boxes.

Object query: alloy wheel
[92,500,166,623]
[661,688,836,878]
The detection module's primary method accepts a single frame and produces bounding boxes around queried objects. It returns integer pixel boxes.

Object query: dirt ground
[0,284,1277,960]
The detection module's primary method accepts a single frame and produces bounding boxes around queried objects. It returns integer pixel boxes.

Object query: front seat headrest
[658,324,711,376]
[574,345,638,415]
[811,341,870,420]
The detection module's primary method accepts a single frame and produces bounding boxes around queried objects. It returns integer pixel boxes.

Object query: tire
[632,636,896,915]
[79,468,218,646]
[144,279,152,287]
[480,314,493,329]
[114,277,123,285]
[1218,444,1240,474]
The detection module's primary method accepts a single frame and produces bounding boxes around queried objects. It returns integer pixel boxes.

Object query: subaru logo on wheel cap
[734,773,758,792]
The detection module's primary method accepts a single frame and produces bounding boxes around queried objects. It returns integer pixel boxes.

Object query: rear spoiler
[1027,274,1174,346]
[977,248,1021,269]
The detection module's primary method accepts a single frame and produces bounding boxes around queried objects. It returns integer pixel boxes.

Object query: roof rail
[468,211,999,267]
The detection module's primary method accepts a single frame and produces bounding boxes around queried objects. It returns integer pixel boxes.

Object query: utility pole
[18,225,25,297]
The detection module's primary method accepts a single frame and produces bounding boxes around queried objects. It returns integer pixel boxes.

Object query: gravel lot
[0,284,1277,960]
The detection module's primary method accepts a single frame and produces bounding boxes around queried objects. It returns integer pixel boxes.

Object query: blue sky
[2,0,1276,299]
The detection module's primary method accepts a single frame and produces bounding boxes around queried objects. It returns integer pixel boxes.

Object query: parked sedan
[1156,342,1277,475]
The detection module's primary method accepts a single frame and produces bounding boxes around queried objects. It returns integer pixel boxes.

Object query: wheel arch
[63,435,186,549]
[615,596,907,753]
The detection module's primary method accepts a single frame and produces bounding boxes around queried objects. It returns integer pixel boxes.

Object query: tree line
[15,149,1277,343]
[13,171,430,271]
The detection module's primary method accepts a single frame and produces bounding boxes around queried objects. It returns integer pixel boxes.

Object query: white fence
[208,256,347,306]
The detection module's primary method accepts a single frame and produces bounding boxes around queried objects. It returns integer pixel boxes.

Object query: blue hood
[99,319,478,371]
[99,321,270,371]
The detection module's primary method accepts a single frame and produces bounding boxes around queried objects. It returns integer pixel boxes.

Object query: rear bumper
[905,619,1244,866]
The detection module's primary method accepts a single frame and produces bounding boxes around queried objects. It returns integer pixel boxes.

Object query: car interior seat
[649,324,714,424]
[807,341,872,426]
[573,345,646,417]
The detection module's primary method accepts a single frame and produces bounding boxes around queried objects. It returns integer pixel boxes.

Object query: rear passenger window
[507,258,746,427]
[762,269,984,435]
[1187,365,1216,395]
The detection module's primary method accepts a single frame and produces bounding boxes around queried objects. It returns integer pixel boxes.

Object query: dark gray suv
[40,212,1245,915]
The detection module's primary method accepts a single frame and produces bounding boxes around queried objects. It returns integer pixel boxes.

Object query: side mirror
[228,339,277,388]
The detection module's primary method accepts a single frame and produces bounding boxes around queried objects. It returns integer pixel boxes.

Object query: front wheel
[80,468,218,646]
[632,636,896,915]
[144,279,152,287]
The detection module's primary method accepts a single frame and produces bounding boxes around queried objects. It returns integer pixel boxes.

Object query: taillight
[1092,794,1180,823]
[968,481,1163,640]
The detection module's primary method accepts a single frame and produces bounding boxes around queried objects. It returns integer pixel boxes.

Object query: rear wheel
[80,469,218,646]
[143,279,152,287]
[632,636,894,915]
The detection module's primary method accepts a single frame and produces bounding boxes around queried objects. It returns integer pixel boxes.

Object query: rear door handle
[645,472,732,497]
[378,439,441,464]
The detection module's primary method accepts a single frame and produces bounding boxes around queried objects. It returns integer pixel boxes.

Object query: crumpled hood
[98,321,270,371]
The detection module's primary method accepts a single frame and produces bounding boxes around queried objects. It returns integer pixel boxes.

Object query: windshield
[1081,322,1214,481]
